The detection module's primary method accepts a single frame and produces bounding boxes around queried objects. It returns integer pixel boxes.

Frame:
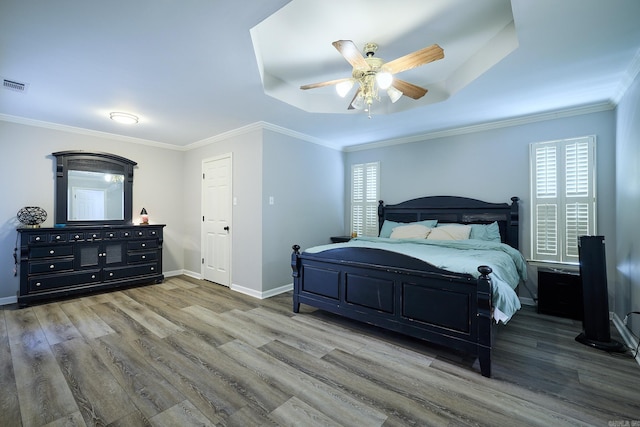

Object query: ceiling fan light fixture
[351,93,365,110]
[375,71,393,90]
[109,112,139,124]
[387,86,403,103]
[336,80,354,97]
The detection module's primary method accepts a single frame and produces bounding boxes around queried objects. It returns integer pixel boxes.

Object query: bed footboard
[291,245,494,377]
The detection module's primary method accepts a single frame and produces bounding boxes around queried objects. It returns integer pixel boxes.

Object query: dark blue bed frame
[291,196,520,377]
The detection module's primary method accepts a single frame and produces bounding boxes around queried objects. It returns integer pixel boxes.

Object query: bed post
[508,197,520,249]
[291,245,301,313]
[477,265,493,378]
[377,200,385,234]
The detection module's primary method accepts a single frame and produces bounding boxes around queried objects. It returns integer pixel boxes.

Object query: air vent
[3,79,28,93]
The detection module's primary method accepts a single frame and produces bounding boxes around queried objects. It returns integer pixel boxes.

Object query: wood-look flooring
[1,275,639,426]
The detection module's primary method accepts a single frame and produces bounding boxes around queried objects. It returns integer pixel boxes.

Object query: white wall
[0,120,185,300]
[344,110,617,300]
[615,70,640,335]
[262,129,344,293]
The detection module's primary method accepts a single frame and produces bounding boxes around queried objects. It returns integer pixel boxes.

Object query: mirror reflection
[67,170,125,221]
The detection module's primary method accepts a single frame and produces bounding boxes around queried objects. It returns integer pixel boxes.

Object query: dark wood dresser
[17,224,165,307]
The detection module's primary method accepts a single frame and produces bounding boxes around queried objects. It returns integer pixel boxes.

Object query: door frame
[200,153,233,284]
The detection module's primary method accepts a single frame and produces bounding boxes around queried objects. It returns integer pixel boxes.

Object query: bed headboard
[378,196,520,249]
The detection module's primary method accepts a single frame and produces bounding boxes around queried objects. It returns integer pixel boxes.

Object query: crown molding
[1,100,618,155]
[344,102,615,152]
[612,48,640,104]
[186,121,338,151]
[0,113,180,150]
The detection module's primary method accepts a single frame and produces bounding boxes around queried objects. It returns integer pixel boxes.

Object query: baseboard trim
[519,296,535,307]
[180,270,203,280]
[163,269,184,278]
[230,283,293,300]
[0,295,18,306]
[612,312,640,367]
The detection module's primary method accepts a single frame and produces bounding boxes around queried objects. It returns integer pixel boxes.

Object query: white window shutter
[351,162,379,237]
[530,136,595,263]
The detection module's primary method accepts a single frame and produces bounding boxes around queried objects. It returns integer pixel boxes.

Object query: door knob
[224,226,230,231]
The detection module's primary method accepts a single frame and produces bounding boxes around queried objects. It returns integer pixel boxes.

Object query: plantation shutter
[351,162,379,237]
[564,139,593,260]
[533,145,558,260]
[530,136,595,263]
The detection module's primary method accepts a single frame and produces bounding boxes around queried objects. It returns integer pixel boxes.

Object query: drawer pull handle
[142,255,146,259]
[91,275,96,279]
[109,272,114,277]
[75,235,80,239]
[150,267,154,271]
[141,243,146,247]
[49,264,55,269]
[35,282,41,287]
[35,237,41,241]
[49,250,55,254]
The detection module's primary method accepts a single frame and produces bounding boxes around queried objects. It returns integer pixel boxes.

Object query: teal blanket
[306,237,527,322]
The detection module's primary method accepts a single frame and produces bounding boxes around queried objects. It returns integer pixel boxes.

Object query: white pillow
[427,224,471,240]
[390,224,432,239]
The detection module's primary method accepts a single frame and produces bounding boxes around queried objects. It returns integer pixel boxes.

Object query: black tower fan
[576,236,625,351]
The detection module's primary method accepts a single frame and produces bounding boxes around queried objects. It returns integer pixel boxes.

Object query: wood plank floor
[2,275,640,426]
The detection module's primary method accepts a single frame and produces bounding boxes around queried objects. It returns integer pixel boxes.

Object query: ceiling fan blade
[385,44,444,75]
[300,77,352,90]
[333,40,369,70]
[391,79,428,100]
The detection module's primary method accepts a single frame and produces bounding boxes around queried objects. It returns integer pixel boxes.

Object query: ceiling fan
[300,40,444,117]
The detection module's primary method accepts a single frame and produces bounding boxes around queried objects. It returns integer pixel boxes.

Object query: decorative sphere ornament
[17,206,47,228]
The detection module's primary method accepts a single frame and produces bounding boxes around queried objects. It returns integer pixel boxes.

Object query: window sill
[526,259,579,273]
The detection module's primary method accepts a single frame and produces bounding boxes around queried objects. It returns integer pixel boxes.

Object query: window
[351,162,380,237]
[530,136,596,263]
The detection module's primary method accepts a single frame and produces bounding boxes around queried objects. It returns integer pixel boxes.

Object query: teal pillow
[379,219,438,238]
[470,221,502,242]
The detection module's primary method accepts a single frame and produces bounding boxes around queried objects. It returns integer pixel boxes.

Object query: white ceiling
[1,0,639,150]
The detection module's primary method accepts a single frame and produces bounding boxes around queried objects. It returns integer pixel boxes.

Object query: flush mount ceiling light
[301,40,444,118]
[109,112,139,124]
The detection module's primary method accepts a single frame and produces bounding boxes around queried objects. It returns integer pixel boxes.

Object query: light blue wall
[344,110,617,300]
[262,129,344,292]
[182,128,264,292]
[615,70,640,336]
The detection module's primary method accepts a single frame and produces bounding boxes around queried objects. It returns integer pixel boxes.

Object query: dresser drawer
[28,270,101,292]
[104,263,159,281]
[127,251,158,263]
[49,233,68,243]
[104,230,118,239]
[30,245,74,259]
[29,259,74,274]
[127,240,158,251]
[28,233,48,244]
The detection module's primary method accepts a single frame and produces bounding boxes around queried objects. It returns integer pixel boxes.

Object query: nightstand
[537,268,583,320]
[330,236,352,243]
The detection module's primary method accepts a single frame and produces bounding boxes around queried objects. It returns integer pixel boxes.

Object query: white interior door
[202,154,232,286]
